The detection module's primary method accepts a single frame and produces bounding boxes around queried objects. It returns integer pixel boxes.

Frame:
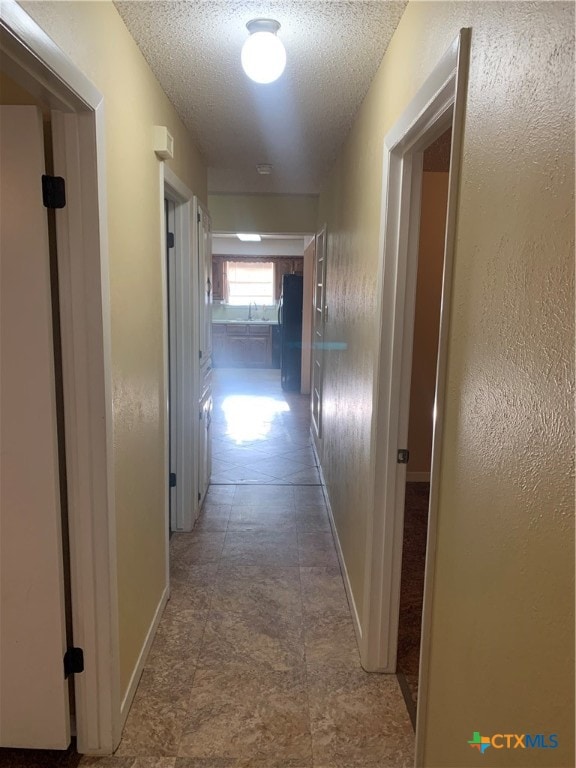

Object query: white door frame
[0,1,119,754]
[195,198,213,509]
[363,21,470,702]
[161,166,198,533]
[311,224,327,452]
[164,196,179,534]
[195,197,213,371]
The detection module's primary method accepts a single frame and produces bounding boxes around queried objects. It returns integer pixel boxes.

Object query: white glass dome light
[241,19,286,84]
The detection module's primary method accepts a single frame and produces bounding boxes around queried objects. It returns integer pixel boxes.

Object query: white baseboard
[406,471,430,482]
[119,585,169,727]
[313,448,363,647]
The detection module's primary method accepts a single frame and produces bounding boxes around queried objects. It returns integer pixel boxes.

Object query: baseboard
[119,585,169,727]
[312,446,363,647]
[406,471,430,482]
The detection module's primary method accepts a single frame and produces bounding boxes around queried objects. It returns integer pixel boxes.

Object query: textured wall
[20,0,207,698]
[318,2,574,766]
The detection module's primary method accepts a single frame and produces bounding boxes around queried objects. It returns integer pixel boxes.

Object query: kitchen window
[225,261,275,305]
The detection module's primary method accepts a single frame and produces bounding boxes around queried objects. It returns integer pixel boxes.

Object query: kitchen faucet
[247,301,257,320]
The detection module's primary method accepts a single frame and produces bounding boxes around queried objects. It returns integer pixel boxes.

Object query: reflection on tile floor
[3,368,414,768]
[210,370,321,485]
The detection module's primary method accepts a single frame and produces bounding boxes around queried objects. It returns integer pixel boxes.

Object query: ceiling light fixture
[241,19,286,84]
[237,233,262,242]
[256,163,273,175]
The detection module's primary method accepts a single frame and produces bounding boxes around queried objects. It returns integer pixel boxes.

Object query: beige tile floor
[80,369,415,768]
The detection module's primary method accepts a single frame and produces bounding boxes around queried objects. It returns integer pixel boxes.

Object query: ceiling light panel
[237,233,262,242]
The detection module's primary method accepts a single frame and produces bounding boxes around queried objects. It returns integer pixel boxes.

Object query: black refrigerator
[278,274,303,391]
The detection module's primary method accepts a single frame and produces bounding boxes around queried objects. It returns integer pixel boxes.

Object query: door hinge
[197,212,201,223]
[42,174,66,209]
[198,492,201,501]
[199,409,203,421]
[397,449,410,464]
[199,350,203,359]
[169,472,177,488]
[64,647,84,678]
[167,232,175,249]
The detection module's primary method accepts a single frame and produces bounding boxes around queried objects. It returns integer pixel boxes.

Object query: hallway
[0,369,414,767]
[1,2,572,764]
[111,369,414,766]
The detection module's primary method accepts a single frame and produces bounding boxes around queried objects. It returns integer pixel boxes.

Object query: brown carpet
[0,745,81,767]
[397,481,430,727]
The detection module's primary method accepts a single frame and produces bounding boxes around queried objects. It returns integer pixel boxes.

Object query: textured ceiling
[114,1,407,194]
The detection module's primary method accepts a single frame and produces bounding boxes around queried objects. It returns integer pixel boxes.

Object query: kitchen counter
[212,321,280,368]
[212,319,278,325]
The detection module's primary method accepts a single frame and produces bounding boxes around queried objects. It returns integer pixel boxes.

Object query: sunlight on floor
[221,394,291,443]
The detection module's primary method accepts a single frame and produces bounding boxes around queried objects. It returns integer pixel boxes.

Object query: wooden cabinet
[212,323,273,368]
[212,323,227,367]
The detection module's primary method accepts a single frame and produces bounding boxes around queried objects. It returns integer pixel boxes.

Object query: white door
[198,391,212,506]
[0,106,71,748]
[165,197,178,529]
[311,225,327,443]
[195,198,212,512]
[196,200,212,367]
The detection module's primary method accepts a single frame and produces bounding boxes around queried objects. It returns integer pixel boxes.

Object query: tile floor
[209,369,321,486]
[0,369,415,768]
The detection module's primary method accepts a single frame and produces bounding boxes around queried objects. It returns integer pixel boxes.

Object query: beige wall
[20,1,207,698]
[408,172,449,474]
[317,2,574,766]
[0,71,37,105]
[209,193,318,234]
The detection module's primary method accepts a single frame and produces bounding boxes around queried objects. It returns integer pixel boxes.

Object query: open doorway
[208,232,317,486]
[0,2,119,752]
[162,178,195,535]
[396,129,451,727]
[362,37,471,763]
[211,234,315,395]
[211,234,314,390]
